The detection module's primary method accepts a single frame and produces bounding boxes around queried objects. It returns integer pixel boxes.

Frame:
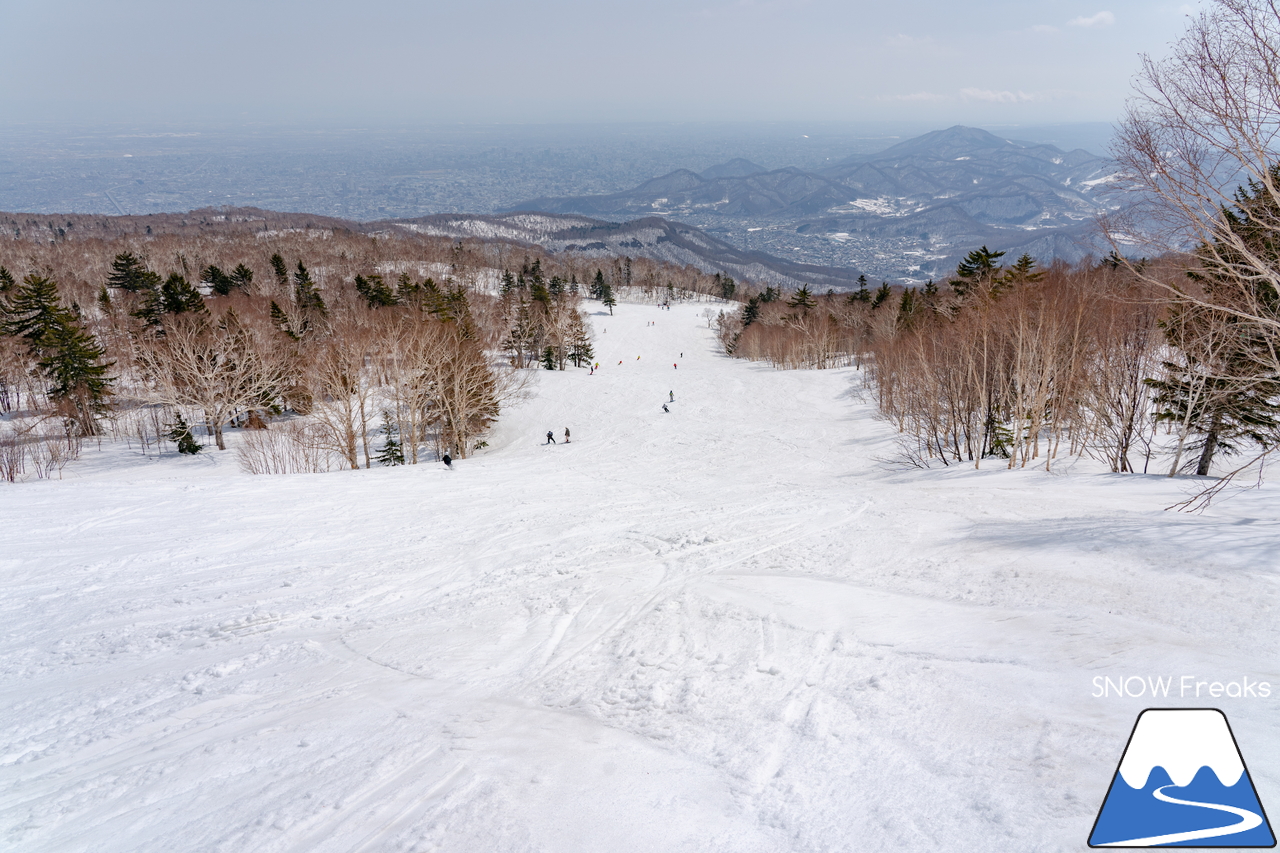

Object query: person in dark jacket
[442,453,452,468]
[564,428,571,443]
[546,430,556,444]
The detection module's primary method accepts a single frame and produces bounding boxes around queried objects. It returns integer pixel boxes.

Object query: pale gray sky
[1,0,1203,126]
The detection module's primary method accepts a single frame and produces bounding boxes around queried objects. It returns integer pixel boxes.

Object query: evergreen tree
[230,263,255,291]
[601,285,616,315]
[716,273,736,300]
[950,246,1006,296]
[355,274,398,308]
[501,270,516,295]
[269,253,289,287]
[541,345,557,370]
[897,287,918,327]
[850,275,870,303]
[592,269,606,300]
[870,282,892,310]
[134,273,207,326]
[741,296,761,327]
[1005,253,1044,285]
[270,300,299,340]
[106,252,161,293]
[788,285,815,311]
[760,286,780,304]
[375,413,405,466]
[293,261,327,317]
[2,273,65,343]
[567,315,595,367]
[1148,168,1280,474]
[201,264,235,296]
[36,317,113,434]
[0,266,15,294]
[166,414,202,454]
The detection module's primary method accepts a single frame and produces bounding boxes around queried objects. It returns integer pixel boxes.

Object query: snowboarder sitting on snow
[442,453,452,468]
[662,404,669,413]
[545,430,556,444]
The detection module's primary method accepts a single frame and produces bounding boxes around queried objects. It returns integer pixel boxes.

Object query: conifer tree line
[0,213,749,476]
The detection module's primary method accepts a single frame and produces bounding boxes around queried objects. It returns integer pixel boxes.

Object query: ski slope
[2,301,1279,852]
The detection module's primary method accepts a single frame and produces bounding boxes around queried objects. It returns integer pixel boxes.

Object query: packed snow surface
[3,302,1279,852]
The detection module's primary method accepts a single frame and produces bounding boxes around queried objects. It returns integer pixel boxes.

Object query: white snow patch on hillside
[2,302,1279,852]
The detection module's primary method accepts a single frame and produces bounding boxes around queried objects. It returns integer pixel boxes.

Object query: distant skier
[442,453,452,469]
[662,403,669,413]
[673,363,677,369]
[545,430,556,445]
[669,391,674,402]
[564,428,571,443]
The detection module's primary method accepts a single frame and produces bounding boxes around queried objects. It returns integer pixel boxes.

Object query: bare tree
[137,311,292,450]
[1111,0,1280,370]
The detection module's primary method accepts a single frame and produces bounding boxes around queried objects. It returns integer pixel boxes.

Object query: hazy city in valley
[3,1,1280,851]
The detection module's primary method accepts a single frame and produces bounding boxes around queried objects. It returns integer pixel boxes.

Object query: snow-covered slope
[2,302,1279,852]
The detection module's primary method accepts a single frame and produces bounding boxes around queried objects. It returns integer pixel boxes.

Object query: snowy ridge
[1117,709,1246,789]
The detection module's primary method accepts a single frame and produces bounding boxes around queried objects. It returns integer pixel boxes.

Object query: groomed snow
[2,302,1279,852]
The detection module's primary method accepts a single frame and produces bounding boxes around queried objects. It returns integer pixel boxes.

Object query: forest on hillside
[0,211,736,481]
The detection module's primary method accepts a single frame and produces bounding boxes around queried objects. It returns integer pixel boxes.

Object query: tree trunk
[1195,423,1220,476]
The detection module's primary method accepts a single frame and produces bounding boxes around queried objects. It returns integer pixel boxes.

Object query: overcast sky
[1,0,1203,127]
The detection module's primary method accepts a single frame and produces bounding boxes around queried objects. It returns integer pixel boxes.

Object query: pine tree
[950,246,1006,296]
[201,264,235,296]
[270,300,299,340]
[230,263,255,291]
[1147,168,1280,475]
[0,266,15,295]
[601,285,616,315]
[37,318,114,434]
[788,285,815,311]
[566,312,594,367]
[375,412,404,466]
[870,282,892,310]
[850,275,871,303]
[741,296,761,327]
[135,273,207,325]
[592,269,606,300]
[166,414,202,454]
[269,253,289,287]
[355,274,398,308]
[541,345,557,370]
[106,252,161,293]
[1005,253,1044,285]
[2,273,65,343]
[293,261,327,317]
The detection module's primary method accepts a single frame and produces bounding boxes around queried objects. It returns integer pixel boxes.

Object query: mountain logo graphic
[1089,708,1275,847]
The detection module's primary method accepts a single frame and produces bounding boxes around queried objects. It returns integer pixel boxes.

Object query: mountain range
[508,125,1121,281]
[384,212,868,290]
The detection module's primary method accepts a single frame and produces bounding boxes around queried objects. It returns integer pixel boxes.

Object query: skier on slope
[442,453,452,469]
[545,430,556,445]
[669,391,674,402]
[564,428,571,444]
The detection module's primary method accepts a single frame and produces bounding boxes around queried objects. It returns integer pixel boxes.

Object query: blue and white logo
[1089,708,1275,847]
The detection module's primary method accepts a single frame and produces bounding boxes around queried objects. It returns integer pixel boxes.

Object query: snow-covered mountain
[385,212,869,289]
[508,126,1120,278]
